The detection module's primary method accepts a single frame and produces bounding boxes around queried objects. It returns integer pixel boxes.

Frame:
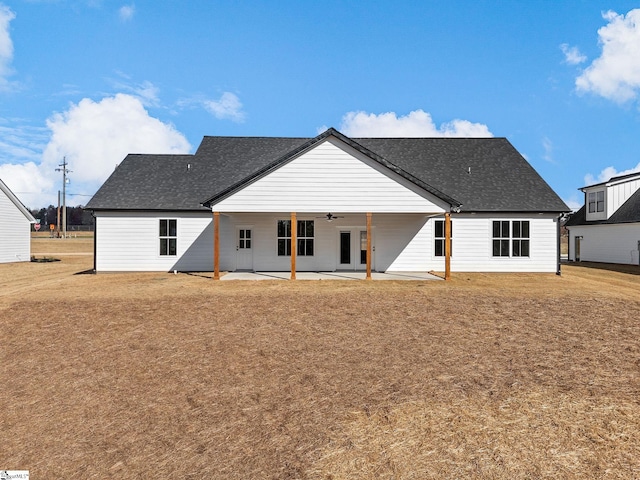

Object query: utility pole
[55,158,71,239]
[57,191,61,237]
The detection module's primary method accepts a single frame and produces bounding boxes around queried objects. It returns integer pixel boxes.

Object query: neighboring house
[565,171,640,265]
[85,128,569,275]
[0,178,36,263]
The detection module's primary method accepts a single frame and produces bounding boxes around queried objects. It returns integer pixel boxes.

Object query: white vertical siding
[213,138,448,214]
[608,178,640,218]
[0,188,32,263]
[568,224,640,265]
[94,211,216,272]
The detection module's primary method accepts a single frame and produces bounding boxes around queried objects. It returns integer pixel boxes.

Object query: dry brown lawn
[1,237,639,478]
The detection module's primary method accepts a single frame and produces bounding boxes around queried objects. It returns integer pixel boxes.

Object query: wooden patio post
[213,211,220,280]
[290,212,297,280]
[445,212,451,281]
[366,212,372,280]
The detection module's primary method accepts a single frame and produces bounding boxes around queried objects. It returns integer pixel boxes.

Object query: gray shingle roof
[566,187,640,226]
[86,129,569,213]
[355,137,567,211]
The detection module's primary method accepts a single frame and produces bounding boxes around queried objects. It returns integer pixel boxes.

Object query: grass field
[1,237,639,478]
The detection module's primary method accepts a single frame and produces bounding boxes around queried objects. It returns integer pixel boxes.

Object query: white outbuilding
[566,171,640,266]
[0,178,36,263]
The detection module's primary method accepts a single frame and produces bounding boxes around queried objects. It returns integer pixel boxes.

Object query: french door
[338,229,371,270]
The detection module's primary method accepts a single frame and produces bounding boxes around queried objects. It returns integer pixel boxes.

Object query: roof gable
[0,178,36,222]
[201,128,460,208]
[208,135,451,213]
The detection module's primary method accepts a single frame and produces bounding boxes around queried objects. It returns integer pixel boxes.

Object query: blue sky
[1,0,640,210]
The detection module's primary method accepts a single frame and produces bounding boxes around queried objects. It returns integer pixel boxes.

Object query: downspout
[556,213,563,276]
[92,212,97,273]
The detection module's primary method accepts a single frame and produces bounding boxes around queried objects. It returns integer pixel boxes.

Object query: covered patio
[220,271,443,281]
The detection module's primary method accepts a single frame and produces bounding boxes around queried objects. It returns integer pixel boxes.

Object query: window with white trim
[492,220,510,257]
[159,219,177,256]
[492,220,530,257]
[511,221,530,257]
[434,219,452,257]
[588,190,604,213]
[277,220,314,256]
[297,220,314,256]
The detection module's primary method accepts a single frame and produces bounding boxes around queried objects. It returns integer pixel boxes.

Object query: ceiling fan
[316,213,344,222]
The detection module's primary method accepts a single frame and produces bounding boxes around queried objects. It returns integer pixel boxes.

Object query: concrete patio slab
[220,271,443,281]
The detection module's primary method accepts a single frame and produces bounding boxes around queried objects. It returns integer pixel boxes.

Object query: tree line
[30,205,94,229]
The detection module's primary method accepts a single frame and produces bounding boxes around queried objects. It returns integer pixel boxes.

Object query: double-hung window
[297,220,314,256]
[159,219,177,256]
[511,221,530,257]
[588,191,605,213]
[434,219,452,257]
[277,220,292,256]
[492,221,510,257]
[492,220,530,257]
[277,220,314,256]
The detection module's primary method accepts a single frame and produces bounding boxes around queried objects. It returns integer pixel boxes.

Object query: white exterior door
[338,229,371,270]
[236,227,253,270]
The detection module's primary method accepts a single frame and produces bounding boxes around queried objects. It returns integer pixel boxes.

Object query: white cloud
[337,110,493,137]
[575,9,640,103]
[560,43,587,65]
[42,93,191,185]
[202,92,245,122]
[1,93,191,208]
[119,4,135,22]
[0,3,16,91]
[0,161,52,209]
[584,162,640,186]
[542,136,554,163]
